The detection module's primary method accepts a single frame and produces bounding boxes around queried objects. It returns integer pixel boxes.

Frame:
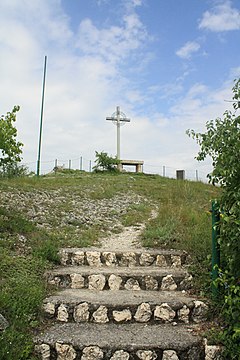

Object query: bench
[119,160,144,173]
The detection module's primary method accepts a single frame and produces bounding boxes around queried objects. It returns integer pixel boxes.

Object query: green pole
[212,199,220,299]
[37,55,47,176]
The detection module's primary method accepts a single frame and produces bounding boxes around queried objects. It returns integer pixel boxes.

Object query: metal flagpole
[37,55,47,176]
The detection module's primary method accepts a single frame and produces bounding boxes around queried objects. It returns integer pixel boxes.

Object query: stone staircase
[35,247,210,360]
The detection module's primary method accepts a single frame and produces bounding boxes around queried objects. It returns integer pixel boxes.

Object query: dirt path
[100,209,158,250]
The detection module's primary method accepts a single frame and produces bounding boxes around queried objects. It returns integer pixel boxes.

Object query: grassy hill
[0,170,220,359]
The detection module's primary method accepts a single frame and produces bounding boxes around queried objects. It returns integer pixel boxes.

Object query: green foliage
[93,151,120,172]
[0,251,46,360]
[0,106,23,175]
[0,163,28,179]
[187,79,240,357]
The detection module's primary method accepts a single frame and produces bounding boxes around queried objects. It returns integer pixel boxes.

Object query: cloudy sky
[1,0,240,179]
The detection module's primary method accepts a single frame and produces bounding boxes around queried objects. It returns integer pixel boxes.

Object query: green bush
[93,151,120,172]
[188,79,240,358]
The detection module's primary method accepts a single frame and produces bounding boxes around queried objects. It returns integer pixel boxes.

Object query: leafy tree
[0,106,23,175]
[187,79,240,358]
[93,151,120,172]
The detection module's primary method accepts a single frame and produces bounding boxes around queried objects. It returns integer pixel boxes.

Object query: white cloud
[176,41,200,59]
[132,0,142,7]
[0,0,151,174]
[0,0,237,181]
[199,0,240,32]
[76,12,147,64]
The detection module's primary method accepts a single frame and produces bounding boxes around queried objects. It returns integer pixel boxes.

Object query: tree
[93,151,120,172]
[0,106,23,174]
[187,79,240,358]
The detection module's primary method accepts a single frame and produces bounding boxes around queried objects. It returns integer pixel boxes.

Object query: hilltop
[0,170,219,359]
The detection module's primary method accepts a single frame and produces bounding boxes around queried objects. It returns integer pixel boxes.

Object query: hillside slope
[0,171,219,359]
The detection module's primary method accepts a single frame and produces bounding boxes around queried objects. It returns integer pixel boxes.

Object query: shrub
[187,79,240,358]
[93,151,120,172]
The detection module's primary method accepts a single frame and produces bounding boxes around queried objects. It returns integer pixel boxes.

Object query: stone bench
[119,159,144,173]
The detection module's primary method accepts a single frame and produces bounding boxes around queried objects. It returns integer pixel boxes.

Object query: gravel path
[100,209,158,250]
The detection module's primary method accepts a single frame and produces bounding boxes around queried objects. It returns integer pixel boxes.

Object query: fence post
[69,160,71,170]
[212,199,220,299]
[80,156,83,171]
[89,160,92,172]
[163,166,166,177]
[196,170,199,181]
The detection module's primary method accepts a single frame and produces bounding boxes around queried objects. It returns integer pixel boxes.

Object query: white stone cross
[106,106,130,160]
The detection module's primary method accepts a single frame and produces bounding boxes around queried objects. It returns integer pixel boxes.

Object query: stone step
[35,323,205,360]
[47,266,192,291]
[43,288,208,325]
[59,248,189,268]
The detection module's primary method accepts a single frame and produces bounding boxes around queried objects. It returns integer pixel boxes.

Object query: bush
[93,151,120,172]
[187,79,240,358]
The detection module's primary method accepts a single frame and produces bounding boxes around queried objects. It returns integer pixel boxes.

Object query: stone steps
[47,266,192,292]
[59,248,188,268]
[43,288,208,325]
[35,247,210,359]
[35,323,205,360]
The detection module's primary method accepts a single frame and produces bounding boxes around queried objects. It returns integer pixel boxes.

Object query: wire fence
[21,156,210,183]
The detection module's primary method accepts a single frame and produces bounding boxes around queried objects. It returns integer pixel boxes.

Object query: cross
[106,106,130,161]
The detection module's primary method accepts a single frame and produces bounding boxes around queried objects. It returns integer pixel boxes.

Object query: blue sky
[0,0,240,179]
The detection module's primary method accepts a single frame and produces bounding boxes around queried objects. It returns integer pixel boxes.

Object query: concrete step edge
[35,323,205,360]
[58,248,190,268]
[47,266,192,292]
[43,289,208,325]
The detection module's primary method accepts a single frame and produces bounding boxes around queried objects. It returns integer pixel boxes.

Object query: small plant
[93,151,120,172]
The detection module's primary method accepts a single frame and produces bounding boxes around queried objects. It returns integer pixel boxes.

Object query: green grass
[0,170,220,358]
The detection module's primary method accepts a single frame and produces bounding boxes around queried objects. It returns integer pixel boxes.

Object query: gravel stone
[86,252,101,267]
[139,253,155,266]
[110,350,130,360]
[43,302,55,317]
[73,302,90,322]
[70,274,85,289]
[112,309,132,322]
[156,255,167,267]
[102,252,117,266]
[35,344,51,360]
[178,305,190,324]
[92,305,109,323]
[136,350,157,360]
[119,252,137,267]
[124,278,141,291]
[134,303,152,322]
[72,251,85,265]
[88,275,106,290]
[154,303,175,323]
[81,346,104,360]
[144,275,158,290]
[161,275,177,291]
[55,342,77,360]
[205,344,222,360]
[171,255,181,268]
[108,274,122,290]
[57,304,69,322]
[162,350,179,360]
[179,275,193,291]
[192,300,208,323]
